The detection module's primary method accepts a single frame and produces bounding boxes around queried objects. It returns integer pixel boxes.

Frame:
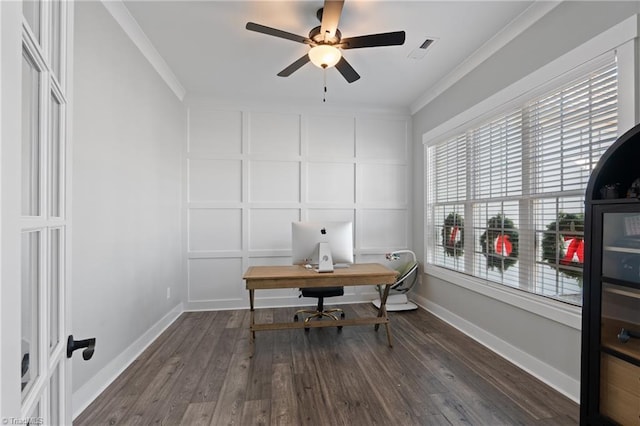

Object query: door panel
[1,0,73,424]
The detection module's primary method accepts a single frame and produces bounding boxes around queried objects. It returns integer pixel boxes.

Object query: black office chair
[293,286,345,329]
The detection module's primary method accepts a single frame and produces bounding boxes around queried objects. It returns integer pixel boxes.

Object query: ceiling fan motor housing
[309,26,341,45]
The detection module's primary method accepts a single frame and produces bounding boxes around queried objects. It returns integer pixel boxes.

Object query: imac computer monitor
[292,221,354,272]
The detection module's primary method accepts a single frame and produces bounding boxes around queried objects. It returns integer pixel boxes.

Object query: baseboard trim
[72,303,184,419]
[411,293,580,403]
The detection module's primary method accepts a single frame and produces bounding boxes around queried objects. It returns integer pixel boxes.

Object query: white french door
[1,1,75,424]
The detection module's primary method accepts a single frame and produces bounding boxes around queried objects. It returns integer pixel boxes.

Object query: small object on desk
[304,264,313,269]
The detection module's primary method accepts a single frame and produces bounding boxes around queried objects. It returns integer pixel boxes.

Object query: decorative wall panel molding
[185,106,411,310]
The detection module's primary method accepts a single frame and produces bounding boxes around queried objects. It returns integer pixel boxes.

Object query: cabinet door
[600,353,640,425]
[597,206,640,424]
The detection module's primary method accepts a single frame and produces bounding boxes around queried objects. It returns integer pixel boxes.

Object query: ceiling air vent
[408,37,437,60]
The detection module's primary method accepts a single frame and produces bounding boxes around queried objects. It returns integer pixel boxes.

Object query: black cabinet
[581,124,640,425]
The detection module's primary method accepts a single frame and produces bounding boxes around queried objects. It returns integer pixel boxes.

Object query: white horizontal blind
[428,135,466,271]
[434,134,466,203]
[471,111,522,200]
[526,61,618,195]
[425,57,618,306]
[527,61,618,303]
[470,111,522,287]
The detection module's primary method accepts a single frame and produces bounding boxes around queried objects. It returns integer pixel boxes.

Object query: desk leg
[375,283,393,347]
[249,289,255,357]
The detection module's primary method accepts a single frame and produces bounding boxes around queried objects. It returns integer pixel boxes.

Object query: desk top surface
[243,263,397,289]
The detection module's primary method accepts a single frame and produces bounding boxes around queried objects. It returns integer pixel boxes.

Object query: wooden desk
[243,263,398,356]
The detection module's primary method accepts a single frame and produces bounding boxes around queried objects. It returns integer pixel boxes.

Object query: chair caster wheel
[304,327,310,333]
[337,326,343,331]
[294,314,299,322]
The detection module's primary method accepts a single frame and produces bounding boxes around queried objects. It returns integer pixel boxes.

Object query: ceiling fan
[245,0,406,83]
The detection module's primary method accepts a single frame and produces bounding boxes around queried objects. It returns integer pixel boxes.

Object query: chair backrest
[396,260,418,279]
[391,260,418,292]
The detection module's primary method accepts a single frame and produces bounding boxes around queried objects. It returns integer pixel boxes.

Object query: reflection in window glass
[50,0,62,82]
[23,0,41,42]
[50,94,62,217]
[21,231,40,397]
[473,202,520,287]
[22,50,41,217]
[431,204,465,272]
[535,197,584,304]
[50,229,60,351]
[30,400,41,423]
[49,366,61,425]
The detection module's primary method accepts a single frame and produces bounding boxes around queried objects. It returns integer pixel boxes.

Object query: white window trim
[422,15,639,328]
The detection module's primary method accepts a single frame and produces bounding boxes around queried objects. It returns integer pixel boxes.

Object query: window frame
[422,15,639,329]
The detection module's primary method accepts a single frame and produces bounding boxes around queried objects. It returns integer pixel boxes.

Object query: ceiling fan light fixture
[308,44,341,69]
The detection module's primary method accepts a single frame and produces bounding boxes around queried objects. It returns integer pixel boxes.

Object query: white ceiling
[122,0,542,112]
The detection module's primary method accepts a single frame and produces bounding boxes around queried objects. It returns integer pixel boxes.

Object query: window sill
[425,265,582,330]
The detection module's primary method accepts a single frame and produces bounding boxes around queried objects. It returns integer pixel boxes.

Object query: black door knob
[67,335,96,360]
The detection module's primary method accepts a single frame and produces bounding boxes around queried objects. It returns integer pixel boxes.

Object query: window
[426,58,618,305]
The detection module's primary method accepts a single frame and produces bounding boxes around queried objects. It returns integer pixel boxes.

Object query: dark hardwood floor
[74,304,579,425]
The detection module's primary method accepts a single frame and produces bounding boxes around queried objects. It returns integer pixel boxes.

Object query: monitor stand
[316,242,334,273]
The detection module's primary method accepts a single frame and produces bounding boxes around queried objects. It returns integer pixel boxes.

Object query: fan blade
[335,57,360,83]
[340,31,406,49]
[246,22,312,45]
[320,0,344,41]
[277,54,311,77]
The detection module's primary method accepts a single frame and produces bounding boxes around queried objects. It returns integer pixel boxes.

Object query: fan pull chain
[323,66,327,102]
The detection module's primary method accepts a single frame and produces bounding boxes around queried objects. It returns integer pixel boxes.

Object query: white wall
[184,99,412,311]
[411,1,640,401]
[71,0,185,412]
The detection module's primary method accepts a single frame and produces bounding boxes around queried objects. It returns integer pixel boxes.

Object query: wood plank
[119,355,184,426]
[241,399,271,426]
[208,332,252,425]
[270,363,298,426]
[245,312,275,401]
[180,402,216,426]
[271,308,295,365]
[189,327,238,403]
[226,309,250,329]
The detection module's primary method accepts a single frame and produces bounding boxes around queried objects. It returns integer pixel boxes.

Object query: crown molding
[101,0,186,101]
[410,0,561,115]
